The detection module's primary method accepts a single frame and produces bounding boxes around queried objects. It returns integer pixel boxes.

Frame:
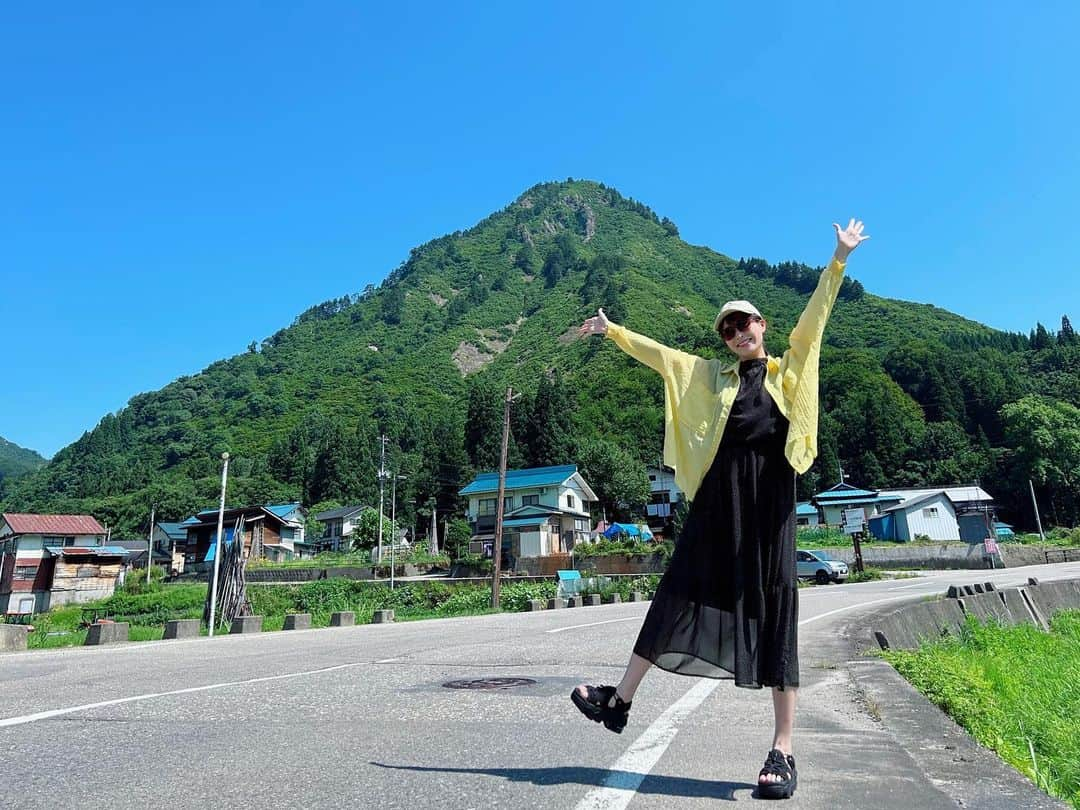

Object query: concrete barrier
[567,596,584,608]
[957,592,1011,624]
[875,577,1080,650]
[604,593,622,604]
[629,591,645,602]
[372,609,395,624]
[873,600,966,650]
[526,599,545,612]
[230,616,263,634]
[1024,580,1080,628]
[85,621,129,646]
[584,594,602,607]
[0,625,28,652]
[163,619,200,639]
[283,613,312,630]
[547,598,566,610]
[330,611,355,627]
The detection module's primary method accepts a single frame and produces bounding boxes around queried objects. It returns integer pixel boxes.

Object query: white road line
[0,661,368,728]
[546,617,641,634]
[573,678,720,810]
[888,580,933,591]
[575,588,940,809]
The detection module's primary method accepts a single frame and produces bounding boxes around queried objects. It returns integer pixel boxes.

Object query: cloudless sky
[4,2,1078,458]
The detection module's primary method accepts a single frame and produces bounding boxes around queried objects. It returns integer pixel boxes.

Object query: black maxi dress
[632,357,799,690]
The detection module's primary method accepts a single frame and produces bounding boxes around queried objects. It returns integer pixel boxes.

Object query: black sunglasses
[720,315,762,341]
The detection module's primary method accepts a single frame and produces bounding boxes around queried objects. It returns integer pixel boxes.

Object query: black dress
[632,357,799,689]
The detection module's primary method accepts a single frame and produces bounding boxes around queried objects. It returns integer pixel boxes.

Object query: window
[504,496,514,512]
[648,474,656,482]
[478,498,497,516]
[13,566,37,580]
[522,494,539,506]
[575,518,589,531]
[566,494,574,508]
[922,507,940,519]
[650,491,671,505]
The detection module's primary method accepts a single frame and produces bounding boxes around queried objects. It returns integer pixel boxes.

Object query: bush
[500,580,558,612]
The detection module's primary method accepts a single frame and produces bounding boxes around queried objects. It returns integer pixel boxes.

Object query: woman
[572,219,869,800]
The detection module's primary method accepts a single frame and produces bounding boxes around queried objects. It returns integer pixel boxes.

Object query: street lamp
[391,474,407,590]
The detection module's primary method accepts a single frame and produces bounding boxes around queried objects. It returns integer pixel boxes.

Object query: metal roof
[44,546,130,557]
[883,491,955,514]
[813,484,879,501]
[502,517,552,528]
[459,464,596,500]
[3,513,106,535]
[264,503,302,519]
[156,522,189,540]
[314,505,368,521]
[796,503,818,516]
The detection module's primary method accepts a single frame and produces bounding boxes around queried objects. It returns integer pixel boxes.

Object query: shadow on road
[370,762,755,800]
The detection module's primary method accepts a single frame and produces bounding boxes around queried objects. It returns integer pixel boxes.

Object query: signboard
[841,508,864,535]
[983,537,999,555]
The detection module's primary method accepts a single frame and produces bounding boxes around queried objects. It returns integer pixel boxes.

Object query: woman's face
[721,313,768,360]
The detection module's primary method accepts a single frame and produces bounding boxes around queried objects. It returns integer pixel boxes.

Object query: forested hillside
[0,437,46,488]
[4,180,1077,536]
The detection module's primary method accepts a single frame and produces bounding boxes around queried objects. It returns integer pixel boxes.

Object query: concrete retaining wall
[874,577,1080,650]
[0,625,28,652]
[85,622,129,646]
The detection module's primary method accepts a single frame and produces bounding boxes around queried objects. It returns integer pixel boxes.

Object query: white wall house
[882,492,961,541]
[645,465,683,527]
[459,464,596,559]
[313,505,368,552]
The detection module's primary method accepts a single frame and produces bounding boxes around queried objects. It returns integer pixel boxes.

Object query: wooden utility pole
[491,387,519,610]
[146,505,155,585]
[1029,478,1046,542]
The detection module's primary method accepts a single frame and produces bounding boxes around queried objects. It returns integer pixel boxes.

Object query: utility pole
[492,387,520,610]
[391,474,406,590]
[430,501,439,556]
[377,435,388,566]
[1029,478,1046,542]
[208,453,230,637]
[146,505,155,586]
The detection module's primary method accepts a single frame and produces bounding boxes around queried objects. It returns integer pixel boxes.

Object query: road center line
[575,588,941,809]
[0,661,369,728]
[574,678,720,810]
[546,617,641,634]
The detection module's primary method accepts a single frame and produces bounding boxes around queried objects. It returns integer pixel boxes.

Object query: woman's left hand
[833,219,869,262]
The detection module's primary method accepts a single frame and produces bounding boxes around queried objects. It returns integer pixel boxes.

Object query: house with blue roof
[812,483,886,526]
[178,502,306,570]
[458,464,597,560]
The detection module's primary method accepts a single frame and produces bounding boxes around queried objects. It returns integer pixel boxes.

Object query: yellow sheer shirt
[604,258,846,501]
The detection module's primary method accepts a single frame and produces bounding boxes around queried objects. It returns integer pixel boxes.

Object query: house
[313,505,368,552]
[870,491,961,542]
[458,464,596,560]
[0,513,127,614]
[180,503,306,569]
[812,483,883,526]
[153,522,190,573]
[112,539,172,570]
[876,486,996,543]
[796,503,821,527]
[645,465,684,535]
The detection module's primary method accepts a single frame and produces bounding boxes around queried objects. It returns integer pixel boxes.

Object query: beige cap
[713,300,763,332]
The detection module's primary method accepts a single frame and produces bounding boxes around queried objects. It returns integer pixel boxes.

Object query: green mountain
[4,180,1078,535]
[0,437,47,489]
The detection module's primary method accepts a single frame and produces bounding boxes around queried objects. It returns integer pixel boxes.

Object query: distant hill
[4,179,1077,534]
[0,436,47,485]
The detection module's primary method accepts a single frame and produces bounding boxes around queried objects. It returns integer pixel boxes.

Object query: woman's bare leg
[575,652,651,705]
[760,686,798,785]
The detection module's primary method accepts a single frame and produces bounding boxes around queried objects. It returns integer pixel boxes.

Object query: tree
[1060,315,1076,346]
[350,507,398,551]
[1031,322,1053,350]
[576,437,650,521]
[1000,396,1080,526]
[525,370,575,467]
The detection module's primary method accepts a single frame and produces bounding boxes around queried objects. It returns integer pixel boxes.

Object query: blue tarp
[602,523,654,541]
[203,526,236,562]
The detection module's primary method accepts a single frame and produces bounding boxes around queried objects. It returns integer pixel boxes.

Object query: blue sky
[4,2,1078,458]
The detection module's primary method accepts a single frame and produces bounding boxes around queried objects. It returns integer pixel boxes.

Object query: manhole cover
[442,677,537,690]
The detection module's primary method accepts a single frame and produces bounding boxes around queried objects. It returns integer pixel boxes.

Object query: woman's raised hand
[578,307,611,338]
[832,218,869,262]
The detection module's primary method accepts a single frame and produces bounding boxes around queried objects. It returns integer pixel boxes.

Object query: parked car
[796,549,849,584]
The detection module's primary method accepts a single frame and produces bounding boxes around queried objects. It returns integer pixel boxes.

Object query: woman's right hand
[578,307,611,337]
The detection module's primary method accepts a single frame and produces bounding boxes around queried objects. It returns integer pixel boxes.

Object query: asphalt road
[3,562,1078,810]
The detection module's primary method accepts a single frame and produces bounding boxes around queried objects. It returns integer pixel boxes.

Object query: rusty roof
[2,513,106,535]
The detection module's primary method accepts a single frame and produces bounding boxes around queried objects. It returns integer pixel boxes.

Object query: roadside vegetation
[884,611,1080,808]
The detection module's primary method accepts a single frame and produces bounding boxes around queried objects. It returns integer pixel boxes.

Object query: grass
[884,611,1080,808]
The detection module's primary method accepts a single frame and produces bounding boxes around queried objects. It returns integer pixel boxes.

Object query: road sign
[984,537,998,555]
[842,508,864,535]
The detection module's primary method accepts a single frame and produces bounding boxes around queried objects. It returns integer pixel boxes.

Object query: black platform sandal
[757,748,797,799]
[570,684,632,734]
